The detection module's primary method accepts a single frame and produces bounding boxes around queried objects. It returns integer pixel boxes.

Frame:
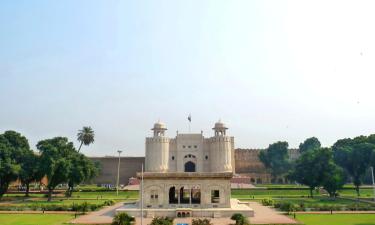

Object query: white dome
[152,121,167,130]
[213,120,228,130]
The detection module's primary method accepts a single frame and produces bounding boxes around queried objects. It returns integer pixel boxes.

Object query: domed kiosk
[116,120,254,218]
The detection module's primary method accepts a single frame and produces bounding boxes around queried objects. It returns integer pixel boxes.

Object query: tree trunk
[310,187,314,198]
[48,188,53,202]
[68,184,73,198]
[355,185,360,197]
[25,183,30,197]
[78,142,83,152]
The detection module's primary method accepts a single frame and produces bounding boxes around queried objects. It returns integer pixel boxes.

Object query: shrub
[277,202,296,213]
[261,198,274,206]
[231,213,250,225]
[104,200,115,206]
[112,212,135,225]
[192,218,213,225]
[149,217,174,225]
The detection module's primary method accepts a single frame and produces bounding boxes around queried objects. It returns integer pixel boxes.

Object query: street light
[116,150,122,196]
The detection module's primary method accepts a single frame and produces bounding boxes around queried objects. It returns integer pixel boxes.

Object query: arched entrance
[184,161,196,172]
[169,187,178,204]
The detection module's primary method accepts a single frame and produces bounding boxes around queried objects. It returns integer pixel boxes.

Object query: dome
[152,121,167,130]
[213,120,228,130]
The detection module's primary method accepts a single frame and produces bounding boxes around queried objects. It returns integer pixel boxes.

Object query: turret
[210,120,233,172]
[145,121,170,172]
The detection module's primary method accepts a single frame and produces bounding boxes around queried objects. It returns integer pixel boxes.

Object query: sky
[1,0,375,156]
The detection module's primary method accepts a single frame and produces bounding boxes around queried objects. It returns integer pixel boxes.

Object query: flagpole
[188,114,191,133]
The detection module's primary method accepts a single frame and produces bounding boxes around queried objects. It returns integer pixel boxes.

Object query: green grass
[296,213,375,225]
[71,190,138,199]
[232,189,314,198]
[0,214,75,225]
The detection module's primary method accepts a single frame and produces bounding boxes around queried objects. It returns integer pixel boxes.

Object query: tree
[289,148,334,198]
[299,137,321,153]
[111,212,135,225]
[77,126,95,152]
[67,153,99,197]
[231,213,250,225]
[37,137,76,201]
[149,217,173,225]
[19,150,43,197]
[259,141,290,181]
[322,163,346,198]
[0,131,29,199]
[333,138,374,197]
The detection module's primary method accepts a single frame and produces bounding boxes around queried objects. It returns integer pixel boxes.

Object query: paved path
[70,201,299,225]
[70,202,124,224]
[295,211,375,214]
[248,202,299,224]
[0,211,75,214]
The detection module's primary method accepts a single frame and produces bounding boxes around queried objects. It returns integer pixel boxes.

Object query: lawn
[296,213,375,225]
[0,214,75,225]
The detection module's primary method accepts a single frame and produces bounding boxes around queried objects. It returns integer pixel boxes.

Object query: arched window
[184,161,196,172]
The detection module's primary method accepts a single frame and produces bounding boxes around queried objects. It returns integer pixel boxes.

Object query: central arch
[184,161,196,172]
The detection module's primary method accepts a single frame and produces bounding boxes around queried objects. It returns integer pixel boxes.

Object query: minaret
[145,121,170,172]
[210,120,233,172]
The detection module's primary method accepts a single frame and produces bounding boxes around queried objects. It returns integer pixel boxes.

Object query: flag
[188,114,191,122]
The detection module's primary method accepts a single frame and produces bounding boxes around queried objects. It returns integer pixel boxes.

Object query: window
[151,190,158,203]
[172,156,175,160]
[194,145,197,148]
[188,145,191,148]
[183,145,186,148]
[205,155,208,160]
[211,190,220,203]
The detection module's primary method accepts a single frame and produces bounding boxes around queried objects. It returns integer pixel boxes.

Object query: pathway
[70,201,299,225]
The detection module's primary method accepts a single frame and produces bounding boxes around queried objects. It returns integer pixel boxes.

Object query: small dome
[213,120,228,130]
[152,121,167,130]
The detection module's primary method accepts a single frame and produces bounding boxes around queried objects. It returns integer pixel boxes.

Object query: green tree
[0,131,29,199]
[299,137,321,153]
[333,137,374,197]
[259,141,290,181]
[231,213,250,225]
[111,212,135,225]
[289,148,334,198]
[149,217,173,225]
[19,150,44,197]
[37,137,76,201]
[67,153,99,197]
[322,163,346,198]
[77,126,95,152]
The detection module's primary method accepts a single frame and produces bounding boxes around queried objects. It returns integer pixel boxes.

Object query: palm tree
[77,126,95,152]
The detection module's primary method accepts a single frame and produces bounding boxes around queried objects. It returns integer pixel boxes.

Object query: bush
[149,217,173,225]
[192,218,213,225]
[112,212,135,225]
[231,213,250,225]
[261,198,274,206]
[274,202,296,213]
[104,200,115,206]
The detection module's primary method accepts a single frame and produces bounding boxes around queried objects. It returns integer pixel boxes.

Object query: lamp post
[116,150,122,196]
[141,163,144,225]
[371,166,375,202]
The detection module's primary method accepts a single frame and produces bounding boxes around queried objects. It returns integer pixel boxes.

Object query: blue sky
[1,0,375,156]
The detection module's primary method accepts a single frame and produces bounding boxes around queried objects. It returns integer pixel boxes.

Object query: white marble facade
[117,120,254,218]
[145,121,235,173]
